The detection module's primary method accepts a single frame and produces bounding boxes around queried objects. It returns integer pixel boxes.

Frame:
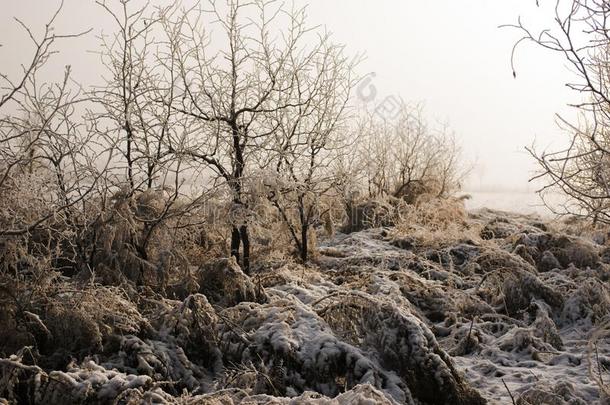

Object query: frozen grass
[1,199,610,403]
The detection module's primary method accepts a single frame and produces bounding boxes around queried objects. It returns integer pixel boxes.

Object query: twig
[502,378,516,405]
[467,317,475,343]
[596,342,604,386]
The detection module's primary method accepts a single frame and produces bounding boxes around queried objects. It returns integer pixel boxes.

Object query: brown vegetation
[0,1,489,404]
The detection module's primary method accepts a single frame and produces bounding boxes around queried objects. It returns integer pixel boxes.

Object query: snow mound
[3,209,610,404]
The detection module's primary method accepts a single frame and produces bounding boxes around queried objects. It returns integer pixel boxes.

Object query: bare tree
[0,2,97,238]
[85,0,212,283]
[94,0,183,192]
[157,0,350,272]
[262,36,359,262]
[510,0,610,223]
[356,105,465,203]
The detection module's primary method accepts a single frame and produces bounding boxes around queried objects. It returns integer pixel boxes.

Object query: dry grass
[391,196,478,247]
[587,319,610,401]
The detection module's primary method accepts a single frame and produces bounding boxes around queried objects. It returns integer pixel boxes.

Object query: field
[1,199,609,404]
[4,1,610,403]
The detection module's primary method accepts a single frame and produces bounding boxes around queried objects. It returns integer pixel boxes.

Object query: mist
[2,0,577,193]
[5,2,610,404]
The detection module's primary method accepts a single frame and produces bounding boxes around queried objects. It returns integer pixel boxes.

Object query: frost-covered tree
[93,0,208,268]
[0,3,98,238]
[356,105,464,203]
[512,0,610,223]
[158,0,357,271]
[262,37,358,262]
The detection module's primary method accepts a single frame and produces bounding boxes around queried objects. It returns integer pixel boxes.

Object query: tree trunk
[240,225,250,274]
[228,121,251,273]
[230,225,251,274]
[230,226,241,263]
[125,120,134,192]
[300,223,308,263]
[298,200,309,263]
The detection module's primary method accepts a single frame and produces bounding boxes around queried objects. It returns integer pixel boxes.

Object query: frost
[3,209,610,404]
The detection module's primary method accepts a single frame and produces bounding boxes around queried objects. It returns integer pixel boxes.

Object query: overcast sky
[2,0,578,192]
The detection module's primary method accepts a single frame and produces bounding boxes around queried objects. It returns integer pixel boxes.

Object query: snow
[3,208,610,404]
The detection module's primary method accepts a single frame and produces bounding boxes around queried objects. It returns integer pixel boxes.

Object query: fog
[2,0,578,192]
[4,4,610,404]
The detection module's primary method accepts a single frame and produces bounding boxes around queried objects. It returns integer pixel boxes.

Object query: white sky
[1,0,578,192]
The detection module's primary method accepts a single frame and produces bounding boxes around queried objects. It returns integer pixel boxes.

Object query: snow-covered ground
[2,207,609,404]
[317,208,610,404]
